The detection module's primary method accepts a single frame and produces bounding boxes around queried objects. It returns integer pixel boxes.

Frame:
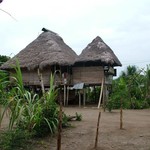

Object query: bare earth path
[1,107,150,150]
[32,107,150,150]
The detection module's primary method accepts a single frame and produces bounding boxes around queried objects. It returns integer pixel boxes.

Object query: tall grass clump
[0,70,10,105]
[0,60,66,149]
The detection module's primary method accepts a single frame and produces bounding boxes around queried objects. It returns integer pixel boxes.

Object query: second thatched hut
[72,36,122,106]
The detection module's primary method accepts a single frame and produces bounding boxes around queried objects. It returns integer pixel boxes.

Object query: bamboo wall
[72,66,104,85]
[22,69,51,86]
[9,66,105,86]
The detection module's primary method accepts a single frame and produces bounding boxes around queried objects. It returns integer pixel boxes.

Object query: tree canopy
[107,65,150,110]
[0,55,10,66]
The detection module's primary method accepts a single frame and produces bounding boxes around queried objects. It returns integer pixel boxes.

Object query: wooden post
[103,85,106,112]
[94,78,104,149]
[94,109,101,149]
[64,84,66,106]
[83,88,86,107]
[37,69,45,94]
[57,87,62,150]
[120,98,123,129]
[79,90,81,107]
[66,86,69,106]
[98,78,104,108]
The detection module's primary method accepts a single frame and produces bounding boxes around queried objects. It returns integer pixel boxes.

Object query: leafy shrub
[0,61,62,138]
[62,112,71,127]
[107,70,150,111]
[0,60,74,146]
[0,70,9,105]
[0,129,32,150]
[75,112,82,121]
[16,75,59,137]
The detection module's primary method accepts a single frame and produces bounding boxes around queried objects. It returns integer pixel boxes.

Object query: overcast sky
[0,0,150,77]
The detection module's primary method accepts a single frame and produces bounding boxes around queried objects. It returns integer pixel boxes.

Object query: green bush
[0,129,32,150]
[16,75,59,137]
[0,61,69,138]
[131,99,150,109]
[86,86,100,103]
[62,112,71,127]
[0,70,9,105]
[75,112,82,121]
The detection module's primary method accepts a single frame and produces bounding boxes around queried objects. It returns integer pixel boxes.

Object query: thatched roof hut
[1,28,77,70]
[75,36,122,66]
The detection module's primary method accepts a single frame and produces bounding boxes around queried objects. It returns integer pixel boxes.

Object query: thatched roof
[1,28,78,70]
[75,36,122,66]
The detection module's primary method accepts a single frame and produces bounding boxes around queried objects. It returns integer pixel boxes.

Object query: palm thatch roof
[75,36,122,66]
[1,28,78,70]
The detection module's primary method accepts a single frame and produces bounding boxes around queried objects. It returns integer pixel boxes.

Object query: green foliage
[106,78,130,111]
[0,61,60,138]
[75,112,82,121]
[0,129,32,150]
[0,70,9,105]
[17,91,41,132]
[62,112,71,127]
[0,55,10,66]
[86,86,100,103]
[0,60,81,149]
[33,74,59,136]
[11,59,25,96]
[145,65,150,103]
[107,65,150,111]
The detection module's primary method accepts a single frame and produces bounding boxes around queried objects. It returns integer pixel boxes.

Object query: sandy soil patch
[1,106,150,150]
[33,107,150,150]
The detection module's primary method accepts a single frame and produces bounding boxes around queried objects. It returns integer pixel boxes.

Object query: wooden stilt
[94,86,96,103]
[83,88,86,107]
[103,85,106,112]
[66,86,69,106]
[64,84,66,106]
[79,91,81,107]
[98,78,104,108]
[120,98,123,129]
[94,78,104,149]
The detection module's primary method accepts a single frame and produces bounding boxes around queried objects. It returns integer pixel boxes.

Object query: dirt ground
[1,106,150,150]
